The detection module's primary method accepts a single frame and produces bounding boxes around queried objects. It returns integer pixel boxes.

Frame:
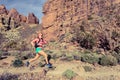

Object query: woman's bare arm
[31,39,37,46]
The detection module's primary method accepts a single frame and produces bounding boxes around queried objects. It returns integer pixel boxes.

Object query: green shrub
[65,55,74,61]
[74,31,96,49]
[15,52,34,60]
[114,46,120,54]
[80,33,96,49]
[4,29,20,41]
[100,55,117,66]
[39,62,45,67]
[110,51,120,64]
[83,66,92,72]
[98,34,111,50]
[1,29,21,50]
[62,69,77,80]
[4,41,17,49]
[81,53,99,64]
[16,40,29,51]
[4,40,29,51]
[51,52,66,60]
[12,59,23,67]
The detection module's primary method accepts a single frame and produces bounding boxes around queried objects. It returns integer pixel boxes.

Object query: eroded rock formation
[41,0,120,52]
[0,4,8,15]
[27,13,39,24]
[0,4,39,25]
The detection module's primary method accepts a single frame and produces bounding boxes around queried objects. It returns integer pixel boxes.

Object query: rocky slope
[0,4,39,30]
[41,0,120,52]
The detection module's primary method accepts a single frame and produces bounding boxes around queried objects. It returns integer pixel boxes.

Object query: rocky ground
[0,56,120,80]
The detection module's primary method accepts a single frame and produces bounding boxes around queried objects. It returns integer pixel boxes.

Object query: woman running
[26,33,52,68]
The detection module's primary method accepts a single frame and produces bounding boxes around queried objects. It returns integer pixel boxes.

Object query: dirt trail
[0,57,120,80]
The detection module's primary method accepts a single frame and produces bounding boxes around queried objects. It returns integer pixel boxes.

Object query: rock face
[41,0,120,51]
[8,8,21,22]
[8,8,19,18]
[0,4,39,24]
[0,4,8,15]
[41,0,120,40]
[27,13,39,24]
[20,15,27,22]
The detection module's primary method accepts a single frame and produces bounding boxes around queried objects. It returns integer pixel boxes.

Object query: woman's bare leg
[29,53,41,63]
[39,51,49,64]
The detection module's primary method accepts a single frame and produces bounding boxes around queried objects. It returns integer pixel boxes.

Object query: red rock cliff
[41,0,120,41]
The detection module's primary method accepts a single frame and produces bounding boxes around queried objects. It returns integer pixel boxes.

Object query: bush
[100,55,117,66]
[83,66,92,72]
[0,72,18,80]
[114,46,120,54]
[12,59,24,67]
[4,40,29,51]
[62,69,77,80]
[4,41,17,49]
[81,53,99,64]
[1,29,21,50]
[4,29,20,41]
[16,41,29,51]
[15,52,34,60]
[74,32,96,49]
[39,62,45,67]
[110,51,120,64]
[81,33,96,49]
[98,34,111,50]
[65,55,74,61]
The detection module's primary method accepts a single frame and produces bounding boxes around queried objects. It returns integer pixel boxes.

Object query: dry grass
[0,55,120,80]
